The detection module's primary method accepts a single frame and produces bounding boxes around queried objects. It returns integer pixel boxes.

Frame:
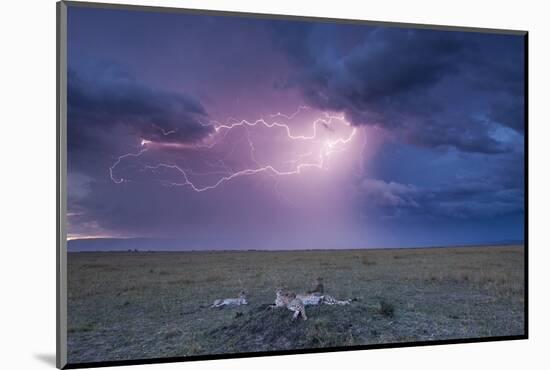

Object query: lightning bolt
[109,107,358,192]
[152,123,178,136]
[109,147,149,184]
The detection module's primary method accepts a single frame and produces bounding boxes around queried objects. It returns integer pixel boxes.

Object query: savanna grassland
[67,245,525,364]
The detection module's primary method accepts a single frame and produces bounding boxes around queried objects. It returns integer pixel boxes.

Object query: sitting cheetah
[210,290,248,308]
[271,288,307,321]
[307,277,324,294]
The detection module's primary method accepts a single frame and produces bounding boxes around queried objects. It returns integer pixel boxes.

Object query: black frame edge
[523,32,529,339]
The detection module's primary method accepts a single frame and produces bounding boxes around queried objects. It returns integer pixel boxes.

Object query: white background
[1,0,548,369]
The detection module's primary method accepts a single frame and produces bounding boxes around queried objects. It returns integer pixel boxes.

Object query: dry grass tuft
[376,300,395,318]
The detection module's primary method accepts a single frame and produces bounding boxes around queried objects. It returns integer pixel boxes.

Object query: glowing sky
[66,5,525,250]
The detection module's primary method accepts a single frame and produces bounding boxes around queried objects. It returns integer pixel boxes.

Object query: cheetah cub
[210,290,248,308]
[272,288,307,321]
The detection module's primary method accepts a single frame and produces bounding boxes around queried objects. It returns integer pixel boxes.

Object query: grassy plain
[67,245,525,364]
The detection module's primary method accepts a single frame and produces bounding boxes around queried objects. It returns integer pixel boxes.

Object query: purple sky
[66,5,525,250]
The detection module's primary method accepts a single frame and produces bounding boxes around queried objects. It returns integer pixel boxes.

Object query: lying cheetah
[210,290,248,308]
[297,292,351,306]
[271,288,307,320]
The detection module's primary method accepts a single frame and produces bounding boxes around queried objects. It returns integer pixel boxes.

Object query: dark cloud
[404,117,513,154]
[360,171,524,220]
[488,96,525,133]
[306,29,463,113]
[360,178,419,209]
[68,60,212,154]
[272,25,525,153]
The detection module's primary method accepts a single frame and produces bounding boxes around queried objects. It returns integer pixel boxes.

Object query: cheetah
[296,292,351,306]
[300,277,352,306]
[271,288,307,320]
[307,277,324,294]
[210,290,248,308]
[319,295,352,306]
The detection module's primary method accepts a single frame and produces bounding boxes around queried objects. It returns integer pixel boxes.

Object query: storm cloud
[360,174,524,220]
[68,60,212,155]
[273,25,525,154]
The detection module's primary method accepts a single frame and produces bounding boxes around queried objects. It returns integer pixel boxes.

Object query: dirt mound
[208,303,372,352]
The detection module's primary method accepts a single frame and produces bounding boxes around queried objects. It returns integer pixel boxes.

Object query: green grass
[67,245,524,363]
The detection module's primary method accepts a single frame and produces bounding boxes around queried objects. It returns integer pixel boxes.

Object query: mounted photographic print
[56,1,528,368]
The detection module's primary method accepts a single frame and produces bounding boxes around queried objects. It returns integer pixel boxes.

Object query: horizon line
[66,241,525,253]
